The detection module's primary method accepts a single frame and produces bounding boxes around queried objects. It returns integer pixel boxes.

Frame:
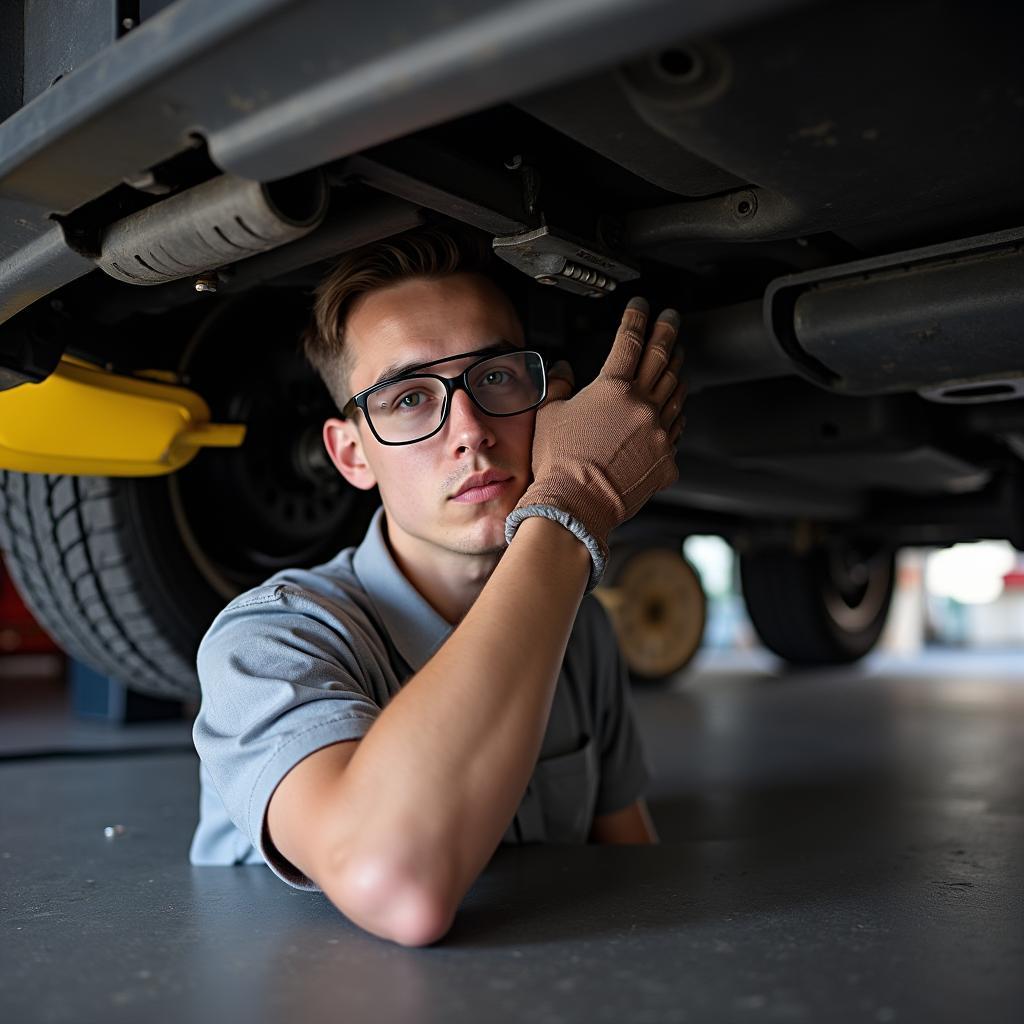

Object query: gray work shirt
[190,505,653,891]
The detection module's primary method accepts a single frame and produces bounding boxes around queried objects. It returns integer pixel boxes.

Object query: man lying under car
[189,226,688,946]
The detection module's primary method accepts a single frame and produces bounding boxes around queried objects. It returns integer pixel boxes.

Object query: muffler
[97,170,328,286]
[765,225,1024,402]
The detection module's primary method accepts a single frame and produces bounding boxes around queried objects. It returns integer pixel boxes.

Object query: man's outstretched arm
[269,514,592,946]
[268,299,685,946]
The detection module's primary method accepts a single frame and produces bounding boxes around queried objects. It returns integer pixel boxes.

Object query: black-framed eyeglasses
[340,347,551,446]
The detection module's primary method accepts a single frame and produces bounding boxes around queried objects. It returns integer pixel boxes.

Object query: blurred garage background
[3,538,1022,729]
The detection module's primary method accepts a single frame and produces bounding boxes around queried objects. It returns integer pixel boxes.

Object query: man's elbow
[325,855,457,947]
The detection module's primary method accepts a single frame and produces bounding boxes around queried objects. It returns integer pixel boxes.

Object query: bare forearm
[328,515,591,911]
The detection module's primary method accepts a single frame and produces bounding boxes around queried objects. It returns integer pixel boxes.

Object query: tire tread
[0,471,198,699]
[739,547,894,666]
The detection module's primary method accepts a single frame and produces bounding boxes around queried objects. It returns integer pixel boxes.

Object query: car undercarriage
[1,0,1022,694]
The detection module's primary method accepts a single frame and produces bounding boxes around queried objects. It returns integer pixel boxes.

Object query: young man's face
[323,272,536,560]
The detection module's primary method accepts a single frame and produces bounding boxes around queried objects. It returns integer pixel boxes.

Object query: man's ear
[323,417,378,491]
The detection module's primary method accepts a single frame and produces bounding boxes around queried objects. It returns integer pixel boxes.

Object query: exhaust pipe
[97,170,328,286]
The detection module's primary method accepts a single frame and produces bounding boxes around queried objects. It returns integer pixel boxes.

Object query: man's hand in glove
[506,297,687,591]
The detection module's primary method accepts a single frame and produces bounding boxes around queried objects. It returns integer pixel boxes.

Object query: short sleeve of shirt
[585,595,655,816]
[191,582,383,890]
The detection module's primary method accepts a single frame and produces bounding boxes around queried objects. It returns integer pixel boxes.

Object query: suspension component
[492,225,639,298]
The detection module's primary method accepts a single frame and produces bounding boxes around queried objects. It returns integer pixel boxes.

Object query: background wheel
[739,541,896,665]
[594,543,707,686]
[0,292,380,699]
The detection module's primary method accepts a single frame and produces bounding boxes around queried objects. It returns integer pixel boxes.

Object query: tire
[595,542,707,687]
[0,472,228,699]
[0,292,380,699]
[0,468,378,701]
[739,542,895,665]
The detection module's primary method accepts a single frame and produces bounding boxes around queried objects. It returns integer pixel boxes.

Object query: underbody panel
[2,0,1023,548]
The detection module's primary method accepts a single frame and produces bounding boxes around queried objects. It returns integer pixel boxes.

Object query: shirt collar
[352,505,454,671]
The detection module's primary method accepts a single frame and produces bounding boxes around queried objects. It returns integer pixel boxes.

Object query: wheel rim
[821,545,893,633]
[596,548,706,678]
[168,294,377,600]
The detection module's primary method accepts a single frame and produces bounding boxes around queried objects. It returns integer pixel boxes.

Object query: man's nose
[447,386,495,446]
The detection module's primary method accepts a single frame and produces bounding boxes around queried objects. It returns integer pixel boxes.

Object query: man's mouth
[450,474,514,503]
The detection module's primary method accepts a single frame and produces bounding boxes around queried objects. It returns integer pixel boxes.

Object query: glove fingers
[635,310,680,392]
[600,297,649,380]
[542,378,574,405]
[540,360,575,408]
[650,348,685,407]
[659,377,688,430]
[669,406,687,443]
[547,359,575,389]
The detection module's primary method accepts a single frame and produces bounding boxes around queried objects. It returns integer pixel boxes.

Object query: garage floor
[2,648,1023,1024]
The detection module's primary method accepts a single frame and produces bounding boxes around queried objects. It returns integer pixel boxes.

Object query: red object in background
[1003,569,1024,589]
[0,559,59,654]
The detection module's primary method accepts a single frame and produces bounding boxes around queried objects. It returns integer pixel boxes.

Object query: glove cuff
[504,503,607,593]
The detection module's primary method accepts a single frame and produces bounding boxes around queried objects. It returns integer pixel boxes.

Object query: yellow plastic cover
[0,358,245,476]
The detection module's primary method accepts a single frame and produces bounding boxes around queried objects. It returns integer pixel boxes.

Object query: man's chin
[448,501,516,547]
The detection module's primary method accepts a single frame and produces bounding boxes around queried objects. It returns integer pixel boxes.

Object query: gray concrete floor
[2,647,1022,1024]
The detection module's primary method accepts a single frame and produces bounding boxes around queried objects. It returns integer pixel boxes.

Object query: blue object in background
[69,659,183,723]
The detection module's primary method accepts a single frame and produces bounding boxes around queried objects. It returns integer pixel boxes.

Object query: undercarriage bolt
[194,274,218,293]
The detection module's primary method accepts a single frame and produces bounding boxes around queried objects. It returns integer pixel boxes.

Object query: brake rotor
[595,547,706,679]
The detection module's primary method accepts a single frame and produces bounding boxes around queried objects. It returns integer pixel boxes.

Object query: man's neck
[383,518,503,627]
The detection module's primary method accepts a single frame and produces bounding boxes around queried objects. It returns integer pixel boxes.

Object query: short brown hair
[304,225,496,410]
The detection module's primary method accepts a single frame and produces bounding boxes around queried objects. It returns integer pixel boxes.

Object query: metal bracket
[492,225,640,298]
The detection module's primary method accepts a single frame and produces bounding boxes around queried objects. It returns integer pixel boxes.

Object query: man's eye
[396,390,430,409]
[479,369,512,386]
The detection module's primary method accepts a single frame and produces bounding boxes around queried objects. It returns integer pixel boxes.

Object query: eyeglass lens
[365,351,545,443]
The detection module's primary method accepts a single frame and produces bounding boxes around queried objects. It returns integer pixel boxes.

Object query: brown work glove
[505,297,688,591]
